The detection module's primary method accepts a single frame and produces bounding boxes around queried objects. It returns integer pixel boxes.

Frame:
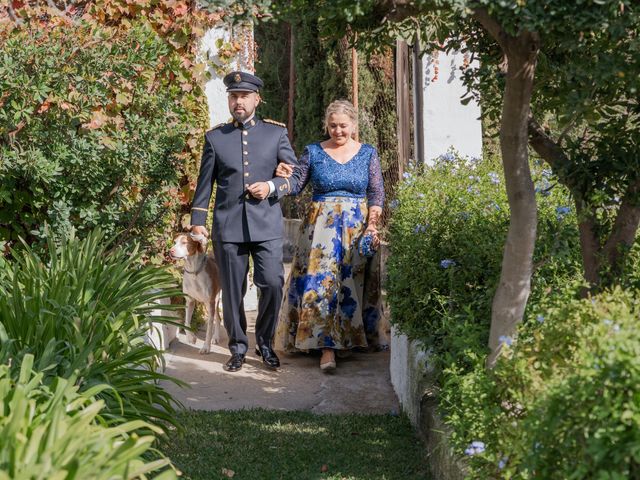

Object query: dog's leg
[199,304,213,354]
[185,297,197,344]
[212,292,221,345]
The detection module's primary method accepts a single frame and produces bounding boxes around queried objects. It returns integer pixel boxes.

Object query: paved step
[161,317,398,414]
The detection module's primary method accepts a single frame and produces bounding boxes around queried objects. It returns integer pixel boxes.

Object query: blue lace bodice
[290,142,385,207]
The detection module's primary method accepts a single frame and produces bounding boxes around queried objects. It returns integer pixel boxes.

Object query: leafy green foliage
[0,21,207,256]
[388,153,640,478]
[387,153,582,369]
[441,289,640,479]
[0,229,185,433]
[0,354,176,480]
[456,2,640,276]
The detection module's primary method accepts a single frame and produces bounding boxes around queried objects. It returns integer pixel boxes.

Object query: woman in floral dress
[274,100,385,371]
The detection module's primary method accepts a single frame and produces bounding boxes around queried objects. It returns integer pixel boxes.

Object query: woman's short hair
[324,100,358,134]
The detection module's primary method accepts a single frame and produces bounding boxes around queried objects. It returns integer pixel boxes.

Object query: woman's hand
[365,206,382,248]
[275,162,293,178]
[364,224,380,248]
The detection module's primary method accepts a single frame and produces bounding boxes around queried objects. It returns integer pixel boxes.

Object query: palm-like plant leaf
[0,229,186,433]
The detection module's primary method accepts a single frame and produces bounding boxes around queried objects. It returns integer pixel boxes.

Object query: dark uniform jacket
[190,117,299,243]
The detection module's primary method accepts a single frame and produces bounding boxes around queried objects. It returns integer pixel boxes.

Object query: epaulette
[210,122,228,131]
[263,118,286,128]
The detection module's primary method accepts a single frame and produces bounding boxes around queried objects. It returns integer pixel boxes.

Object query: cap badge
[234,73,242,83]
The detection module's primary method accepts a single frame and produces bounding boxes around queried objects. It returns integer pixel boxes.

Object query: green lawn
[158,409,429,480]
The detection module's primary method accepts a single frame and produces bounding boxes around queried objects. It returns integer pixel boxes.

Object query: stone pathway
[161,269,399,414]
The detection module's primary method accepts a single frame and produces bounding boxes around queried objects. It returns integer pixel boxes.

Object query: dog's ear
[189,232,208,253]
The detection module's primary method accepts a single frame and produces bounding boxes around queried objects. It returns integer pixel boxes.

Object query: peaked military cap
[223,71,264,93]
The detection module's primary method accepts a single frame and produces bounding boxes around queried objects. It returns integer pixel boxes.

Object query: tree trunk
[474,10,540,368]
[602,178,640,278]
[575,200,601,288]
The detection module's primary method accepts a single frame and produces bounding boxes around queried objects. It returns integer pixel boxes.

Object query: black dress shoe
[223,353,245,372]
[255,345,280,370]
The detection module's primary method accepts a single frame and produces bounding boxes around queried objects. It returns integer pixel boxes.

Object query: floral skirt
[276,196,384,352]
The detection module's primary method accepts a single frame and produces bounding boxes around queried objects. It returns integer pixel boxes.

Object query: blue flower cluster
[556,206,571,220]
[413,223,429,234]
[488,172,500,185]
[464,441,486,456]
[498,335,513,347]
[440,259,456,269]
[535,179,552,196]
[439,152,456,163]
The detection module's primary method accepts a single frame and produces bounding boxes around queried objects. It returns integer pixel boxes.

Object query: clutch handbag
[358,232,377,258]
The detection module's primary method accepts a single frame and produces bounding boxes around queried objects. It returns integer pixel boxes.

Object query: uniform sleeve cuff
[267,180,276,197]
[190,209,208,226]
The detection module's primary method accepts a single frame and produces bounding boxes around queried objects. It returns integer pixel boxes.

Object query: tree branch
[472,7,508,51]
[375,0,429,23]
[527,115,571,173]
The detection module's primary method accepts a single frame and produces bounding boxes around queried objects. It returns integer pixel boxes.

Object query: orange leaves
[37,100,51,114]
[172,2,189,17]
[81,108,125,133]
[164,183,193,207]
[82,109,109,130]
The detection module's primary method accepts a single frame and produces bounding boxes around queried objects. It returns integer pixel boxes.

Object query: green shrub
[387,153,582,370]
[387,153,640,478]
[0,21,207,256]
[443,289,640,479]
[0,354,176,480]
[0,229,185,433]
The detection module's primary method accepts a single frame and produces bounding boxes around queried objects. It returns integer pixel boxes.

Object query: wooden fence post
[287,23,295,143]
[395,39,411,177]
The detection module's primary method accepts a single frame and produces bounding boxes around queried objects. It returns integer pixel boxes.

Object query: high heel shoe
[320,350,336,371]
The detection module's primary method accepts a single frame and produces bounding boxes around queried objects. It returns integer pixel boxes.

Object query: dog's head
[169,232,207,260]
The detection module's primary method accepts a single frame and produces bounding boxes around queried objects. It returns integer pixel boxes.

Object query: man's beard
[231,108,253,123]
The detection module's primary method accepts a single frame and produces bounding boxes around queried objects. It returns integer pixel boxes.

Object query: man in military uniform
[190,71,300,372]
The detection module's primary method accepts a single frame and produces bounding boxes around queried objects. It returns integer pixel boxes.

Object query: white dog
[169,233,222,354]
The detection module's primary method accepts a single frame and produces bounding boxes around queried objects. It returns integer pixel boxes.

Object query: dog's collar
[183,255,207,275]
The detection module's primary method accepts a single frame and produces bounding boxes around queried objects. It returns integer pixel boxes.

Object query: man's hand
[275,162,293,178]
[248,182,270,200]
[190,225,209,238]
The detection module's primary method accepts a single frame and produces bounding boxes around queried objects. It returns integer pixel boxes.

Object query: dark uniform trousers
[216,238,283,354]
[190,117,301,355]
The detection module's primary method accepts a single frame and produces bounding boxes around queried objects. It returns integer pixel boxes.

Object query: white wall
[420,50,483,163]
[199,25,254,128]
